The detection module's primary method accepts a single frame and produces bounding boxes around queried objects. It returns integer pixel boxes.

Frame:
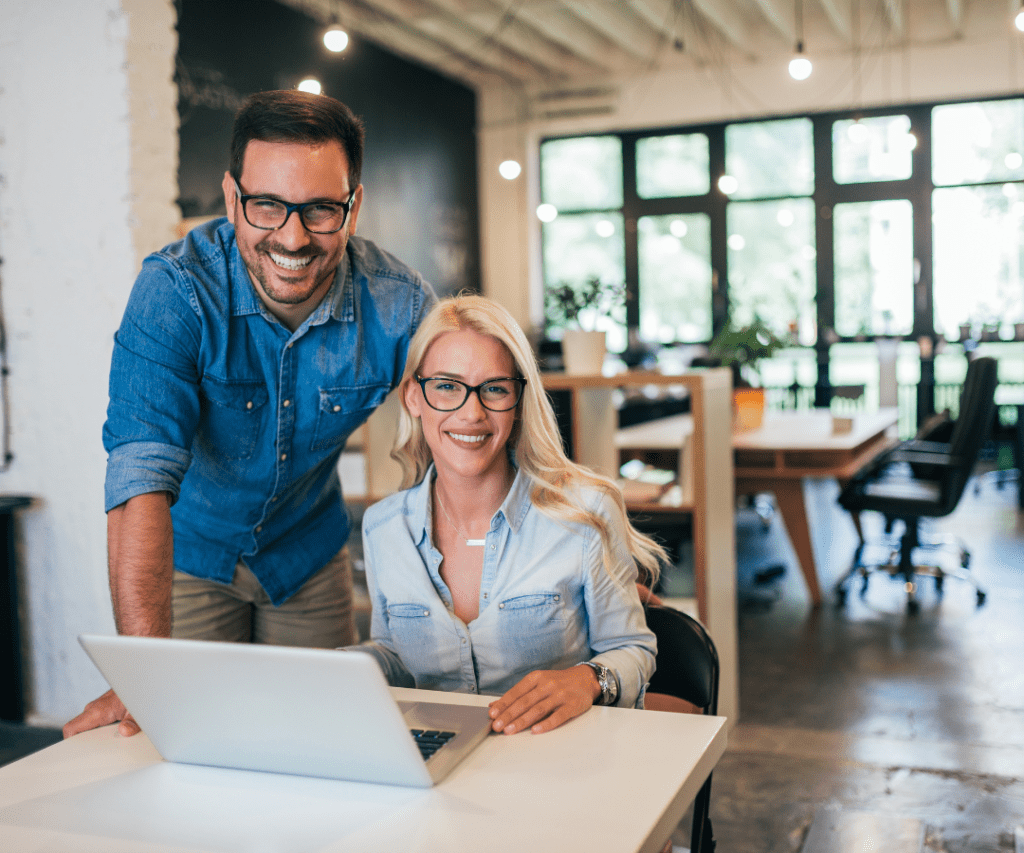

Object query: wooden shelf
[541,368,738,723]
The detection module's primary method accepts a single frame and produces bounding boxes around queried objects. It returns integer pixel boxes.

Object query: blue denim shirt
[103,219,435,605]
[355,468,657,707]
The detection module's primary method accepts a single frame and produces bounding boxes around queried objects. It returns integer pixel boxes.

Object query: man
[64,90,435,737]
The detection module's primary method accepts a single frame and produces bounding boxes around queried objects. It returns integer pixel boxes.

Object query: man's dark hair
[229,90,365,190]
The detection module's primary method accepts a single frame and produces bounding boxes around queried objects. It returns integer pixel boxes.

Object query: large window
[932,99,1024,340]
[637,213,713,342]
[539,136,627,350]
[538,96,1024,374]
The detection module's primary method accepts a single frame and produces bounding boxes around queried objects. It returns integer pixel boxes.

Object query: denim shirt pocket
[385,602,442,675]
[495,592,570,671]
[312,384,390,451]
[198,378,269,461]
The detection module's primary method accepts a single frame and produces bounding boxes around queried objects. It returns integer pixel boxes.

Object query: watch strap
[577,660,618,706]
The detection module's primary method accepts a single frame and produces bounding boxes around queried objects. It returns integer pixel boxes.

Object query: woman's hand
[488,665,602,734]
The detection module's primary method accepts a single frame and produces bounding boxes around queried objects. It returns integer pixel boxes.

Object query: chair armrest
[899,439,952,455]
[889,450,960,468]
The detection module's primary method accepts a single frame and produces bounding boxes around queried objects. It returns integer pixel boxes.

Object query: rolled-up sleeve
[583,493,658,708]
[102,259,203,512]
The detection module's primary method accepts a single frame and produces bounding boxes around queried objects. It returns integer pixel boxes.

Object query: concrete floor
[690,475,1024,853]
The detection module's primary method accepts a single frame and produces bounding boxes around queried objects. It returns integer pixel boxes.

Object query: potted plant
[706,315,785,388]
[705,316,785,430]
[545,278,624,374]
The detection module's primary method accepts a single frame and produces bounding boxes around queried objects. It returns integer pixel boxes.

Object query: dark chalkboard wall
[176,0,479,296]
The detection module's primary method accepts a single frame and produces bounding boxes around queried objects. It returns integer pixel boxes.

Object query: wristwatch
[578,660,618,706]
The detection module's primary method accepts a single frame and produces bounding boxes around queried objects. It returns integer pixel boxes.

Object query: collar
[411,464,532,543]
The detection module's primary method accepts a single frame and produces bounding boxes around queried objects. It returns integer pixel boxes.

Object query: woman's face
[405,329,518,485]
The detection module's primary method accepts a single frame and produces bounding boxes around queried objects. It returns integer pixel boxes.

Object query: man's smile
[268,251,314,271]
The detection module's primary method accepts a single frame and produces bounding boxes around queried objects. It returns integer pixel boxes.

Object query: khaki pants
[170,546,356,648]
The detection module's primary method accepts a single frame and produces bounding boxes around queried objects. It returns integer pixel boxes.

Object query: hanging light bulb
[788,0,812,80]
[324,25,349,52]
[536,204,558,223]
[1016,2,1024,32]
[297,78,322,95]
[498,159,522,180]
[789,42,812,80]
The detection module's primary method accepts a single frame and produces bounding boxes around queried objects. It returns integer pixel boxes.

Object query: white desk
[0,688,727,853]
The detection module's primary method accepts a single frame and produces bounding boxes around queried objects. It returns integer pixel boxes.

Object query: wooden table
[0,688,726,853]
[617,408,898,607]
[733,408,898,606]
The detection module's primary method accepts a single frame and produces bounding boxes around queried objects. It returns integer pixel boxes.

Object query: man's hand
[487,665,602,735]
[62,688,140,739]
[636,583,663,606]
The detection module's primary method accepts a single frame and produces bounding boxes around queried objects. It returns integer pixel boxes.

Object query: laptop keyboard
[410,729,457,760]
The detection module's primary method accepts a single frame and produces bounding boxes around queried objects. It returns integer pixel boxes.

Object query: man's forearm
[107,492,174,637]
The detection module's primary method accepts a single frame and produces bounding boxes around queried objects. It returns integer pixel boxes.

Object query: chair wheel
[836,588,847,607]
[977,590,986,606]
[961,555,970,568]
[907,598,920,614]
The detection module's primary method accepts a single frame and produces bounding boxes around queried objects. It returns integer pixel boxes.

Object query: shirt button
[282,399,290,407]
[270,496,278,503]
[246,401,253,410]
[255,526,262,533]
[499,603,505,609]
[490,544,496,550]
[423,609,430,616]
[280,453,287,461]
[333,405,341,412]
[554,594,560,601]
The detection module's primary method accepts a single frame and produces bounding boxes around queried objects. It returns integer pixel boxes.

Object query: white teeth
[448,432,487,443]
[269,252,313,271]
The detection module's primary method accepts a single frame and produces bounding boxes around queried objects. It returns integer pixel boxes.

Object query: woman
[354,294,666,735]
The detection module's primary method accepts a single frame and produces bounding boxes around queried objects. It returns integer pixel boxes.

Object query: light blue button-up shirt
[103,218,434,604]
[356,467,657,707]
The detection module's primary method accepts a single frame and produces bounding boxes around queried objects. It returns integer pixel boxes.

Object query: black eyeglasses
[415,375,526,412]
[233,179,355,234]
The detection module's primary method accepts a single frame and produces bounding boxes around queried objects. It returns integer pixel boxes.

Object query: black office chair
[835,356,998,613]
[645,605,719,853]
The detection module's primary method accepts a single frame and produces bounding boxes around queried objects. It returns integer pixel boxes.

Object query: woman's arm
[344,513,416,687]
[489,491,657,733]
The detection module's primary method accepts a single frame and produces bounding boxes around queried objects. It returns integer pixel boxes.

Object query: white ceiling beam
[749,0,795,42]
[945,0,963,32]
[428,4,602,72]
[882,0,905,39]
[345,0,557,83]
[626,0,681,36]
[689,0,751,49]
[816,0,851,42]
[426,0,606,74]
[513,3,636,68]
[557,0,667,60]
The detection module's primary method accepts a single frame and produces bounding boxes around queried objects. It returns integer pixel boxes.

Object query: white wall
[477,24,1024,331]
[0,0,178,725]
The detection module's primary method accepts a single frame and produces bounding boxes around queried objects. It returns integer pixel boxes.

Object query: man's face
[222,139,363,328]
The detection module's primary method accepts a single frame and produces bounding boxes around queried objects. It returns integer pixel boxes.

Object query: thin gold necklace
[434,486,486,547]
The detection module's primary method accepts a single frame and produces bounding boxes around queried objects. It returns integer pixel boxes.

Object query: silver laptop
[78,634,493,788]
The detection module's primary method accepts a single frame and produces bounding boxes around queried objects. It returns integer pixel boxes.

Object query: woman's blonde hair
[392,293,666,584]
